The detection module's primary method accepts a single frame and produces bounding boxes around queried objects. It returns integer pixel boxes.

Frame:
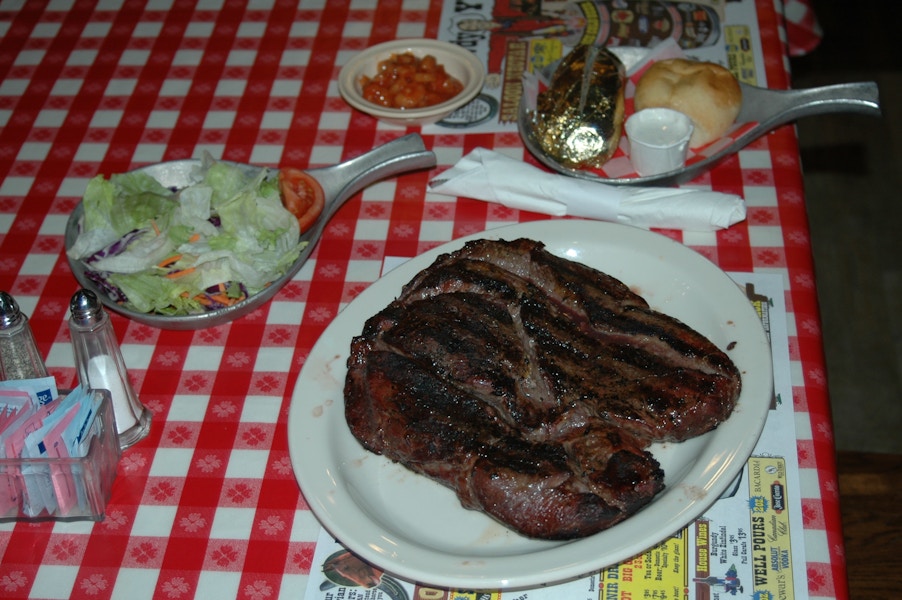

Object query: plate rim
[287,219,773,590]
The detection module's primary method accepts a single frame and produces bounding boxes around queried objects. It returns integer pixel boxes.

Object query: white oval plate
[287,220,773,590]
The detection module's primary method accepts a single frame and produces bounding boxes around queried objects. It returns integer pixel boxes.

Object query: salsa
[359,52,465,110]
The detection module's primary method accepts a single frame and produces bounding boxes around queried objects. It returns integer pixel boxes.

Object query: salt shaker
[69,289,150,450]
[0,291,49,381]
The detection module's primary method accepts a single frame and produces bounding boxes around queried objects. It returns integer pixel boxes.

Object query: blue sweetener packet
[28,387,104,515]
[0,376,58,407]
[61,386,103,458]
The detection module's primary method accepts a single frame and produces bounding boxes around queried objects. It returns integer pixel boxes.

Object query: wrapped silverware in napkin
[428,148,746,231]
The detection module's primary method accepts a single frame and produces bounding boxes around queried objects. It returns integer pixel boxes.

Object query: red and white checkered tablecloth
[0,1,842,599]
[784,0,824,56]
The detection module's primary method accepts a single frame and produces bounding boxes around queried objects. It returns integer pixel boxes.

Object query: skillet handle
[737,81,882,128]
[308,133,437,222]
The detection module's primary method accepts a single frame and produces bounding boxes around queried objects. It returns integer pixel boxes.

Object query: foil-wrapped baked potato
[532,45,626,169]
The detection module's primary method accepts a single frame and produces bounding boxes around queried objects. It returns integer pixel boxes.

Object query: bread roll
[634,58,741,148]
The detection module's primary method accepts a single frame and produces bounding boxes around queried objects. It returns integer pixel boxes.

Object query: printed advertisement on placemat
[424,0,765,133]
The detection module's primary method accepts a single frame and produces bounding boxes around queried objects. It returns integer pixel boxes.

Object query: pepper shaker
[69,289,151,450]
[0,291,49,381]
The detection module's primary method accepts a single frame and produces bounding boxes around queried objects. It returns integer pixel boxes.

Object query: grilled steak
[345,238,742,540]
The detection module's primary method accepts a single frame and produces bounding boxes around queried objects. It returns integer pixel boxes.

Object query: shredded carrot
[165,267,195,279]
[209,293,235,306]
[189,233,201,243]
[151,220,161,235]
[218,282,226,293]
[157,254,182,268]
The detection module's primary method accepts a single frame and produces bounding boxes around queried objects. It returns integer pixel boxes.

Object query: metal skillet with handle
[519,80,882,186]
[64,134,436,330]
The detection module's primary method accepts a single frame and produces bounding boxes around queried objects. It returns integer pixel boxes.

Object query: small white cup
[625,108,694,176]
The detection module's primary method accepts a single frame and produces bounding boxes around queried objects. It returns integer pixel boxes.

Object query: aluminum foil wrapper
[532,46,626,169]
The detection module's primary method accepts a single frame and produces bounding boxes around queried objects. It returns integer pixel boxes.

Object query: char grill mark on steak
[453,239,738,379]
[345,344,664,539]
[374,292,556,430]
[518,293,740,442]
[344,238,742,540]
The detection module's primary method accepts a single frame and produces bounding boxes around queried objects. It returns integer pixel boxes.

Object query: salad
[67,158,308,316]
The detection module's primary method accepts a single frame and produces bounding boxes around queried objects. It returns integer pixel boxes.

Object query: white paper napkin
[427,148,746,231]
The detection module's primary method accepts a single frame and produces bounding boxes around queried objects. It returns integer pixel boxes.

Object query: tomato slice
[278,167,325,234]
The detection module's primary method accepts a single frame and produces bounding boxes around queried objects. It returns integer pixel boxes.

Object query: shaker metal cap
[70,289,102,325]
[0,291,22,329]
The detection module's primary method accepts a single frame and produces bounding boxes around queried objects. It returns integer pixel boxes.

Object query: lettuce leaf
[70,159,305,315]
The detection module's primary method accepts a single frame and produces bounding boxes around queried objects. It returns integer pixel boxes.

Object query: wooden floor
[788,6,902,600]
[791,4,902,457]
[836,452,902,599]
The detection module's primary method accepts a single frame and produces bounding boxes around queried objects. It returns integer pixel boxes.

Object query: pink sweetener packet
[0,390,33,436]
[24,408,79,516]
[1,402,54,458]
[0,474,16,517]
[26,389,96,514]
[2,403,56,516]
[0,390,35,515]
